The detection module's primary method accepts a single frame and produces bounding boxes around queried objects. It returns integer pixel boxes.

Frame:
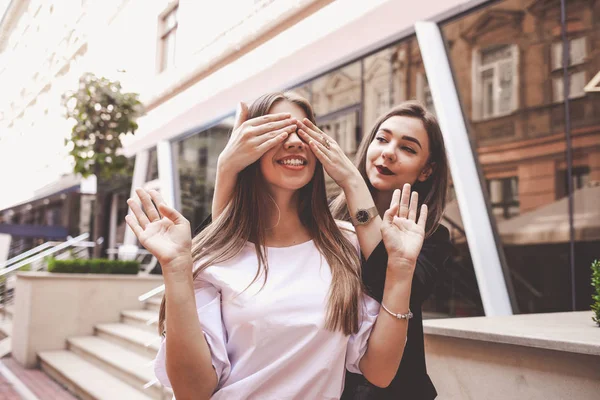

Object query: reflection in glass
[441,0,600,313]
[174,118,232,231]
[311,61,361,117]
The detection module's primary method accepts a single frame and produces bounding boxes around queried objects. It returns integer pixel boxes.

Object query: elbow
[365,374,394,388]
[363,369,395,388]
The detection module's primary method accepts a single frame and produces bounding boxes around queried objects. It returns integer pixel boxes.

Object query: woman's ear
[418,162,436,182]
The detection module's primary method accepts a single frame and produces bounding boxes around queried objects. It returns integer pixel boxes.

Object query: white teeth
[280,159,305,166]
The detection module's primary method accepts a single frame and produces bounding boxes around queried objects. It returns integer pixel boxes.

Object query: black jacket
[341,224,453,400]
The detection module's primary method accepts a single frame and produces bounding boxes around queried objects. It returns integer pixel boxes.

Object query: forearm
[212,160,237,219]
[342,176,382,260]
[163,258,217,399]
[359,263,413,388]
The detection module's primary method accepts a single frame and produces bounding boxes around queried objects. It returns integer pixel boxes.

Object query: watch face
[356,210,370,224]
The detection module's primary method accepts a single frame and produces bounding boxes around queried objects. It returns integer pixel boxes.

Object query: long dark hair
[159,92,363,336]
[331,101,448,237]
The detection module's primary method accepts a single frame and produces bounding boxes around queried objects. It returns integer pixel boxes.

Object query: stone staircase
[37,297,172,400]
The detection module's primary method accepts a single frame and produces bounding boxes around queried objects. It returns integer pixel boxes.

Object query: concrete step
[67,336,162,399]
[121,309,159,333]
[38,350,153,400]
[0,317,12,339]
[95,323,160,359]
[145,298,161,312]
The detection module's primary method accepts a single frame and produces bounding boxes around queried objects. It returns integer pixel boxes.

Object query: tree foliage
[63,73,143,180]
[592,259,600,326]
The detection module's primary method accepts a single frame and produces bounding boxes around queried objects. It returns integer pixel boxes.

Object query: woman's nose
[284,131,304,149]
[381,146,396,162]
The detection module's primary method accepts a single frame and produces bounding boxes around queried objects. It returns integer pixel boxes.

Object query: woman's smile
[277,155,308,171]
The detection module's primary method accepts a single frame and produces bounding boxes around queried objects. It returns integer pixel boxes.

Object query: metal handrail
[0,233,90,278]
[0,242,54,269]
[138,284,164,302]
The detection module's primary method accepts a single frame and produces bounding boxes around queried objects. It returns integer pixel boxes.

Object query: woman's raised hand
[381,184,428,274]
[125,188,192,270]
[297,118,361,189]
[218,102,298,174]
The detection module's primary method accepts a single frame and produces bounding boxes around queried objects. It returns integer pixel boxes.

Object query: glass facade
[173,117,233,232]
[171,0,599,318]
[440,0,600,313]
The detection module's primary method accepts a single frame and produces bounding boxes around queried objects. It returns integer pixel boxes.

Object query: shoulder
[335,219,360,255]
[426,223,450,244]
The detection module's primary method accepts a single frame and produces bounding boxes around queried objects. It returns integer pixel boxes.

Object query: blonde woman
[126,92,427,399]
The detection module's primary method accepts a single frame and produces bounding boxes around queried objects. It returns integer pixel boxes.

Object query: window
[158,3,178,72]
[551,37,587,70]
[553,71,586,102]
[487,177,519,219]
[416,72,435,115]
[556,167,590,199]
[146,147,159,182]
[551,37,587,102]
[473,44,518,120]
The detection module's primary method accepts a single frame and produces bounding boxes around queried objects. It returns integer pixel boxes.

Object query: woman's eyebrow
[379,128,422,149]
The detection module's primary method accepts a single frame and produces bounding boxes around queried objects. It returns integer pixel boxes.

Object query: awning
[442,185,600,246]
[0,174,96,214]
[498,184,600,245]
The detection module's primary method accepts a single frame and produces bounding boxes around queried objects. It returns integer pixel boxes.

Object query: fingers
[297,119,332,148]
[245,112,291,128]
[383,189,402,224]
[127,197,150,229]
[255,124,296,142]
[148,190,187,225]
[417,204,428,230]
[125,214,143,237]
[308,139,332,164]
[136,188,160,222]
[408,191,419,222]
[251,118,297,136]
[398,183,411,218]
[256,131,290,153]
[233,102,249,130]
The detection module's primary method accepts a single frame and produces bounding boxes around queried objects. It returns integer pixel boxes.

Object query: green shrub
[592,259,600,327]
[47,258,139,275]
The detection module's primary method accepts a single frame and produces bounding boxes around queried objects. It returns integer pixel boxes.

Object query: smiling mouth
[277,157,308,170]
[375,165,394,176]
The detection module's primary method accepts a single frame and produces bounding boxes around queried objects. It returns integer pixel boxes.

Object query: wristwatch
[350,206,378,226]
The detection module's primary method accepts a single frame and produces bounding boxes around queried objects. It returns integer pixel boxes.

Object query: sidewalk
[0,357,77,400]
[0,370,22,399]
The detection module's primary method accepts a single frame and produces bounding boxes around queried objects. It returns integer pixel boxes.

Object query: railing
[0,241,54,269]
[0,233,92,314]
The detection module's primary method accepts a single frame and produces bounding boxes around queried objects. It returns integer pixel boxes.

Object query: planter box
[423,311,600,400]
[12,272,163,368]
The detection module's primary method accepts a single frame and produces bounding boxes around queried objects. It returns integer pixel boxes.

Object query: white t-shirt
[154,222,381,399]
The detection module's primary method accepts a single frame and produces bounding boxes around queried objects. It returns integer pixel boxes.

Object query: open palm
[381,184,427,269]
[125,189,192,267]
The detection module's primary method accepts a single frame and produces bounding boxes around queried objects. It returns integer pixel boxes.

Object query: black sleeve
[361,224,453,307]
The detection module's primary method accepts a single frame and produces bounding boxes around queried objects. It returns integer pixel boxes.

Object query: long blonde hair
[159,92,363,335]
[331,101,448,237]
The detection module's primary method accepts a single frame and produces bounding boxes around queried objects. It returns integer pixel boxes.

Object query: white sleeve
[153,279,231,389]
[345,294,380,374]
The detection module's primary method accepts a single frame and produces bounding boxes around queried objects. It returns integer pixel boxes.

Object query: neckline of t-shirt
[245,239,314,251]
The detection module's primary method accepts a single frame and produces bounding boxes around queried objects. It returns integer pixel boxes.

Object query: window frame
[471,44,519,121]
[157,2,179,73]
[551,36,588,103]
